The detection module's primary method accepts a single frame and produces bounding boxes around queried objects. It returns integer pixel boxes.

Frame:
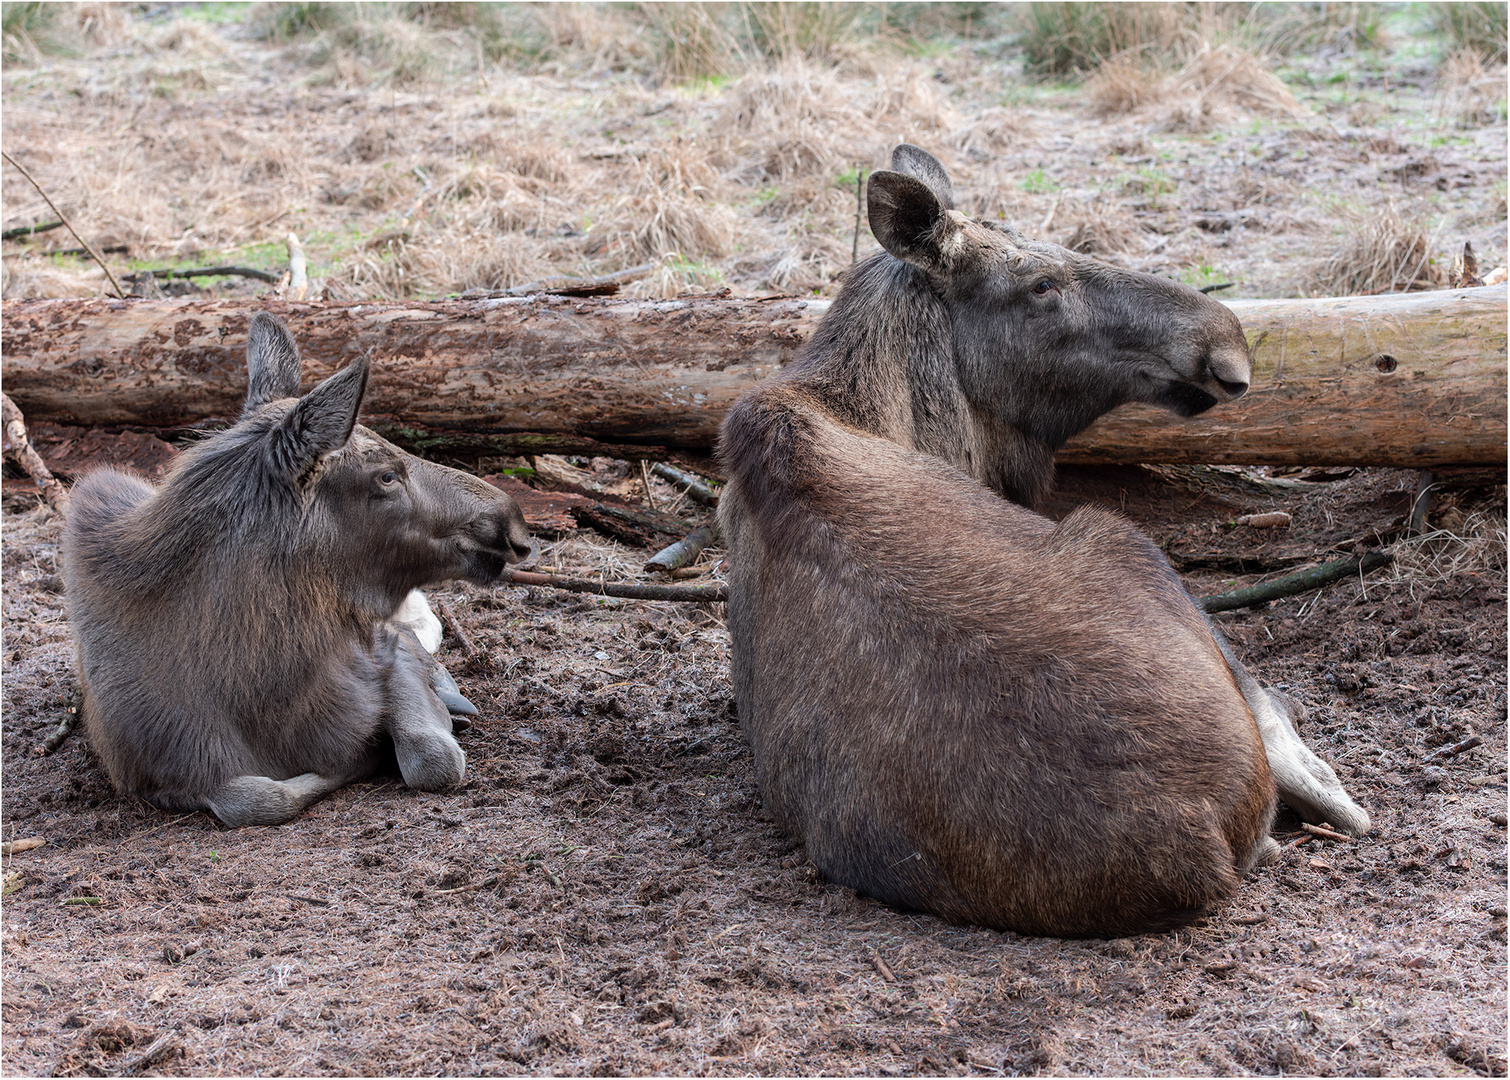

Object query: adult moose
[717,146,1368,937]
[63,313,533,827]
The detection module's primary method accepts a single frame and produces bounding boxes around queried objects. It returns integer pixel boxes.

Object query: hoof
[431,662,479,722]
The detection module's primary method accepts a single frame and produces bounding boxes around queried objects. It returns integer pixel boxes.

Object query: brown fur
[63,313,533,827]
[717,147,1277,936]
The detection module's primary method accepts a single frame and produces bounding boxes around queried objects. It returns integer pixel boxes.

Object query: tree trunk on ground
[1,286,1503,467]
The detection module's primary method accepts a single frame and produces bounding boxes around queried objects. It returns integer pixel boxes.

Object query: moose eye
[379,470,399,485]
[1032,279,1057,296]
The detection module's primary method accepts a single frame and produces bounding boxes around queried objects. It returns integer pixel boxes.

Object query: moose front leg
[1208,624,1371,837]
[380,623,467,792]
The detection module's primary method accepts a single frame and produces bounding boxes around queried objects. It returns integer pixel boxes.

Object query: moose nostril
[1215,376,1248,398]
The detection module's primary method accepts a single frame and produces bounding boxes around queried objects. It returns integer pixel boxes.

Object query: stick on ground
[650,462,719,506]
[1,151,124,299]
[506,569,726,604]
[434,598,479,661]
[645,525,717,573]
[1197,551,1392,613]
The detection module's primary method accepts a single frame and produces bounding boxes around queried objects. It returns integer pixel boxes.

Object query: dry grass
[1437,47,1508,128]
[1088,43,1306,131]
[0,5,1503,305]
[1308,201,1447,296]
[1385,509,1509,589]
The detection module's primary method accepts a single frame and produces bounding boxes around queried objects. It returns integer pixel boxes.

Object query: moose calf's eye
[380,471,399,485]
[1032,280,1056,296]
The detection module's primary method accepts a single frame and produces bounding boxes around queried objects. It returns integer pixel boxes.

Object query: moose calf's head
[232,313,533,608]
[866,145,1252,448]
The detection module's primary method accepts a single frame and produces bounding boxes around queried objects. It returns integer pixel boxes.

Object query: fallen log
[1,286,1503,466]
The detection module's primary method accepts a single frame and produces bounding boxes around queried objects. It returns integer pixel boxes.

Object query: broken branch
[1197,551,1392,613]
[651,462,720,505]
[125,265,279,284]
[1,219,63,241]
[36,692,82,755]
[1423,735,1483,763]
[645,525,717,573]
[506,569,726,604]
[1,393,70,513]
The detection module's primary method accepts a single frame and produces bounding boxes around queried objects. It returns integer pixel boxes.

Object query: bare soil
[2,460,1505,1077]
[3,7,1507,1076]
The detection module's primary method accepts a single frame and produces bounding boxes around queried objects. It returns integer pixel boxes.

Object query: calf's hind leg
[205,772,355,827]
[1209,625,1371,837]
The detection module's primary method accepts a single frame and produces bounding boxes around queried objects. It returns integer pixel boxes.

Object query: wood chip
[1236,511,1292,528]
[0,837,45,855]
[871,950,896,983]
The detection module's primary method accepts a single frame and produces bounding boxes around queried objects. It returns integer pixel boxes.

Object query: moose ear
[270,356,369,477]
[244,313,302,417]
[868,169,960,268]
[890,144,954,210]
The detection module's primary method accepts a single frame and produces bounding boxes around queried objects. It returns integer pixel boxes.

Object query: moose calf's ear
[890,144,954,210]
[244,312,303,417]
[868,170,959,269]
[271,356,370,477]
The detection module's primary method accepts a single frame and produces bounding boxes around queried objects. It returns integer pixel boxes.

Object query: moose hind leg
[204,773,348,827]
[1208,626,1371,836]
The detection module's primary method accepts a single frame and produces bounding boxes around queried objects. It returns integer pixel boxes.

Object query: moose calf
[63,313,533,826]
[718,146,1368,937]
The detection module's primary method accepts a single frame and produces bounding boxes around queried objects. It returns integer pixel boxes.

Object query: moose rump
[721,391,1275,938]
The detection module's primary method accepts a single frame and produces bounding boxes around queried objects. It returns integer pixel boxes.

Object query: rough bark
[1,286,1503,466]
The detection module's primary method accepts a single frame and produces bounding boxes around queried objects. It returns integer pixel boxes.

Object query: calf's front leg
[381,623,467,792]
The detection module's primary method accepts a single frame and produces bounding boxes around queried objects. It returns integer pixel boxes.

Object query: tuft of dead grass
[1089,43,1306,132]
[1308,201,1447,296]
[1437,47,1508,128]
[1385,509,1508,589]
[608,143,739,264]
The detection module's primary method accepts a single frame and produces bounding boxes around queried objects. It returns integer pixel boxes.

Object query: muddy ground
[2,458,1504,1077]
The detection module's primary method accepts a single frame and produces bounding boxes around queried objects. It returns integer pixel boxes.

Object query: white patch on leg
[394,590,443,654]
[1249,688,1371,837]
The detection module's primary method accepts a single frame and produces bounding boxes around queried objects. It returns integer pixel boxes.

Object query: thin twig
[852,166,865,263]
[506,569,725,604]
[1038,190,1062,234]
[1,151,124,299]
[433,874,503,896]
[1423,734,1483,763]
[640,459,659,510]
[1300,822,1353,842]
[434,598,478,661]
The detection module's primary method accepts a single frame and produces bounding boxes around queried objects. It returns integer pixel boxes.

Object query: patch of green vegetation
[2,0,71,62]
[1430,1,1507,61]
[1019,169,1059,195]
[177,3,252,25]
[1177,263,1226,289]
[834,167,865,190]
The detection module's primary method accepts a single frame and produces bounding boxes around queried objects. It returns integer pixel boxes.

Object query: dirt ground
[2,458,1505,1077]
[3,5,1508,1077]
